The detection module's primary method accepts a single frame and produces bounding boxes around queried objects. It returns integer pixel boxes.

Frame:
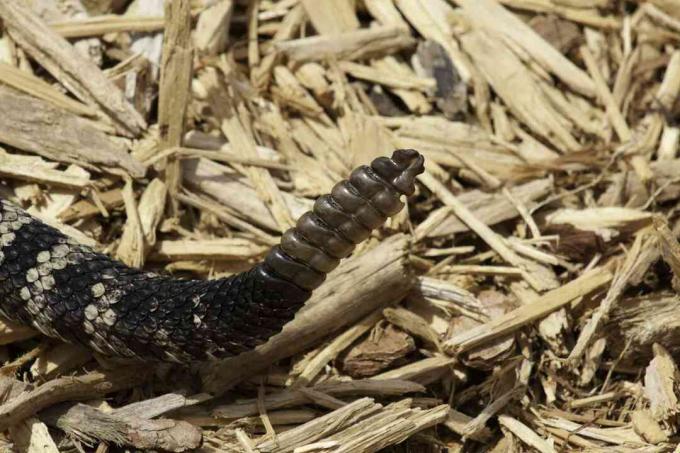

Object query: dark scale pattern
[0,150,424,362]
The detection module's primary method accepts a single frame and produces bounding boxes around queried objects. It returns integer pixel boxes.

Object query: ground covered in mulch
[1,0,680,451]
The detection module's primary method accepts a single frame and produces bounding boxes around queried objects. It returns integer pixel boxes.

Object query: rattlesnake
[0,150,424,362]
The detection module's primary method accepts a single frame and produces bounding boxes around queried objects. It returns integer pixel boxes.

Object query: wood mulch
[0,0,680,451]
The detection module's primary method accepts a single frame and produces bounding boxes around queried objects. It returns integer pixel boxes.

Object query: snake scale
[0,150,424,362]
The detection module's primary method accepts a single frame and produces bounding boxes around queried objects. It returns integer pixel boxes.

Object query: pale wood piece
[568,390,620,409]
[30,343,92,380]
[176,191,278,246]
[0,319,36,345]
[644,343,680,422]
[275,26,415,63]
[150,239,267,261]
[137,178,167,248]
[420,179,552,238]
[498,415,556,453]
[158,0,192,212]
[630,410,669,444]
[0,1,146,136]
[338,61,435,91]
[255,397,448,453]
[444,409,493,442]
[117,178,166,267]
[58,189,124,223]
[146,146,290,171]
[540,416,645,445]
[8,417,59,453]
[194,0,233,55]
[251,4,305,90]
[301,0,359,36]
[0,86,144,177]
[417,277,484,316]
[0,150,90,189]
[498,0,620,29]
[50,15,166,38]
[112,392,210,420]
[580,45,631,142]
[0,61,96,117]
[547,207,652,231]
[364,0,410,30]
[657,125,679,160]
[272,65,326,118]
[116,178,145,267]
[370,356,458,385]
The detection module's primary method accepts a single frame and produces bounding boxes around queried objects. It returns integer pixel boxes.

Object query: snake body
[0,150,424,362]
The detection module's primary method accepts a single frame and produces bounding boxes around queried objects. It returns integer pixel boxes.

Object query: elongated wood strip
[0,2,146,137]
[338,61,435,91]
[158,0,193,213]
[443,267,613,354]
[0,152,90,189]
[0,62,96,117]
[50,15,166,38]
[213,379,424,418]
[498,415,557,453]
[0,86,144,177]
[275,26,415,62]
[0,367,150,430]
[580,45,631,142]
[371,356,457,385]
[58,189,124,222]
[498,0,620,29]
[116,177,145,268]
[149,238,268,261]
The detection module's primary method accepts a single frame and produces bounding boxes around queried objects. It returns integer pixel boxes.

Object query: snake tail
[0,149,424,362]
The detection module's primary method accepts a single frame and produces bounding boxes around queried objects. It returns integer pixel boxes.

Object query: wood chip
[0,1,146,136]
